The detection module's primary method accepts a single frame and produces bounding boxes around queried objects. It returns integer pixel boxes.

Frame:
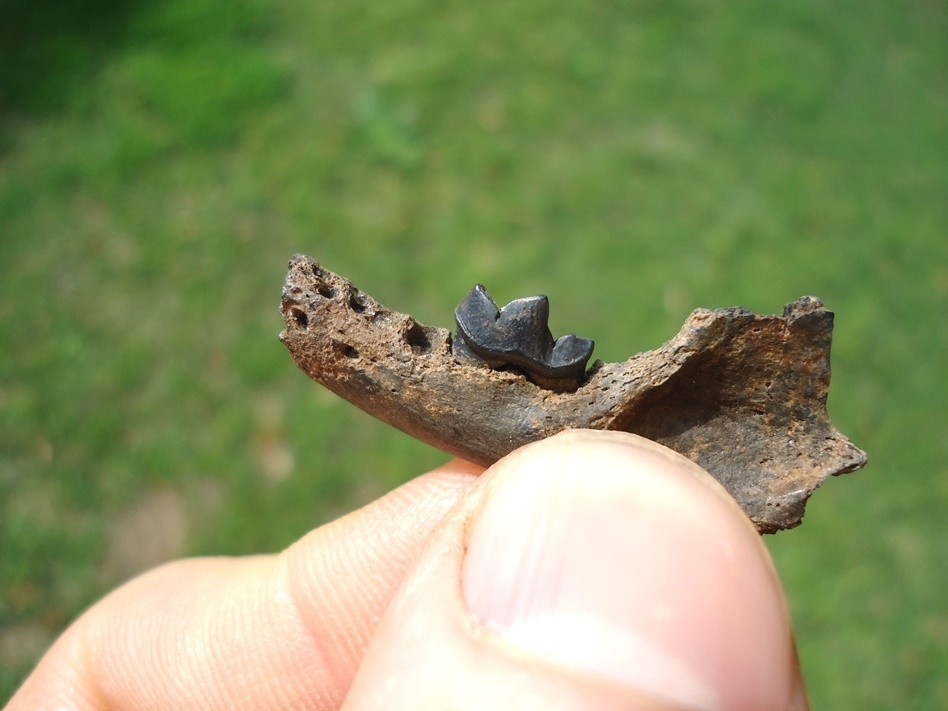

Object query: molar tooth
[452,285,594,391]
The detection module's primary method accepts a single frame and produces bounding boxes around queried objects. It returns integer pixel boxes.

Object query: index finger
[7,460,481,711]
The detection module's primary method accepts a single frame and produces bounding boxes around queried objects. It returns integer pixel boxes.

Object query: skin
[7,431,808,711]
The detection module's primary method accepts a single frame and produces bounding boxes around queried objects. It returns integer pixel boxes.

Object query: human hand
[7,430,807,710]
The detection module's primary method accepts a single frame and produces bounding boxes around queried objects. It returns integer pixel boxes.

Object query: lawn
[2,0,946,706]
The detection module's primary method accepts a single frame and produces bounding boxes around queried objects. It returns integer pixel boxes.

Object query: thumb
[342,431,808,711]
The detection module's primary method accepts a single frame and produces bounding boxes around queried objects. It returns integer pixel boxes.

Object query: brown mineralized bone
[279,255,866,533]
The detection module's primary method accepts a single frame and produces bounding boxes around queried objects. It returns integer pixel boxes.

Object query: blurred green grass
[1,0,946,706]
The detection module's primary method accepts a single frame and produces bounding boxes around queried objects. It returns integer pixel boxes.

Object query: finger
[7,460,482,711]
[343,430,809,711]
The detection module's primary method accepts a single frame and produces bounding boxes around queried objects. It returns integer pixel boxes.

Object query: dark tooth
[452,284,594,391]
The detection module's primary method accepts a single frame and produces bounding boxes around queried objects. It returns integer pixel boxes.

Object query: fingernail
[462,431,796,711]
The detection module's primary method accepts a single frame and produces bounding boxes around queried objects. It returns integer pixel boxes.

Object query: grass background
[1,0,945,706]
